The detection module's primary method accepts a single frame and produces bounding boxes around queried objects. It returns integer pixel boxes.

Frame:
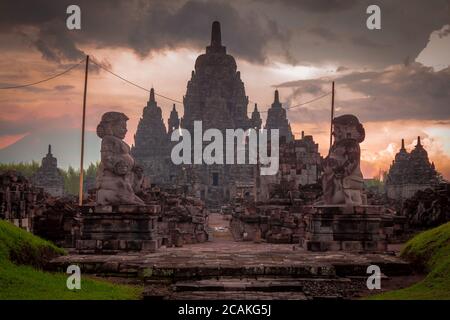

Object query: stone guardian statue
[322,114,365,206]
[96,112,145,205]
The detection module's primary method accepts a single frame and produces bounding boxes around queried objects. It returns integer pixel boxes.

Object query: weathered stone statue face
[333,123,364,143]
[95,112,145,206]
[112,120,127,140]
[322,114,366,206]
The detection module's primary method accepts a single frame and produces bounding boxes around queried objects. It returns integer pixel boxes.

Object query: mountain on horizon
[0,129,101,169]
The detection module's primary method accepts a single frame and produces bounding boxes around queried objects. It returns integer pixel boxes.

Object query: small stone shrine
[386,137,440,200]
[31,145,65,197]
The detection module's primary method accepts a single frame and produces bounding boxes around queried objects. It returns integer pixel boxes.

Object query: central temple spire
[274,90,280,104]
[211,21,222,47]
[206,21,226,54]
[149,87,155,103]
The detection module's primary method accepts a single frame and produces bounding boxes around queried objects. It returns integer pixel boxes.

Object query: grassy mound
[370,222,450,300]
[0,220,142,300]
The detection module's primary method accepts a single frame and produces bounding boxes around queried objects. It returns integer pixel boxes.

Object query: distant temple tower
[182,21,251,133]
[250,104,262,130]
[168,104,180,135]
[386,137,440,200]
[31,145,64,197]
[132,88,170,184]
[265,90,294,143]
[180,21,254,207]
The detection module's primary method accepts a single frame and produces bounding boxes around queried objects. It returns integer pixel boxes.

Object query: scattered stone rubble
[401,183,450,228]
[230,200,407,248]
[32,196,78,247]
[230,200,304,244]
[0,170,210,252]
[140,186,210,247]
[74,186,210,253]
[0,170,78,245]
[0,170,44,232]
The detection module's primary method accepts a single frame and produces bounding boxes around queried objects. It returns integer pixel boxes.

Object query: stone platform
[51,240,412,299]
[74,205,160,254]
[301,205,392,252]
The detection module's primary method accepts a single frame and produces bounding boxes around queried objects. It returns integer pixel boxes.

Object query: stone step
[165,290,310,300]
[142,264,337,280]
[143,277,368,300]
[173,277,353,292]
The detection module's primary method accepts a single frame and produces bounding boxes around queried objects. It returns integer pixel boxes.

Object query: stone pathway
[51,213,413,299]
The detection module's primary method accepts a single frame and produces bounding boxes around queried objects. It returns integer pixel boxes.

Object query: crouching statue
[96,112,145,205]
[322,114,366,206]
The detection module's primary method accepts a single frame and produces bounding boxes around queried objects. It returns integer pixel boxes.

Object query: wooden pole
[329,81,335,152]
[79,55,89,206]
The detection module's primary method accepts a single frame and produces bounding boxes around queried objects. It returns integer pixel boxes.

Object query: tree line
[0,162,99,195]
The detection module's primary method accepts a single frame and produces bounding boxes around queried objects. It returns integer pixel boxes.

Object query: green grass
[0,220,142,300]
[369,222,450,300]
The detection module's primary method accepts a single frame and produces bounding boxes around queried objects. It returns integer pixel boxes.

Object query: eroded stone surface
[51,240,411,300]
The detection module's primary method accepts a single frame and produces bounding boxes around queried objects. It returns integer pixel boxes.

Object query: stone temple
[131,88,173,185]
[265,90,294,143]
[132,21,321,208]
[182,21,253,132]
[386,137,440,200]
[31,145,64,197]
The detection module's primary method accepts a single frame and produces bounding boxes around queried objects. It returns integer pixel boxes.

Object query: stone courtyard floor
[51,214,420,300]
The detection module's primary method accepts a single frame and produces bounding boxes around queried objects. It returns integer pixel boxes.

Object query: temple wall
[386,183,435,200]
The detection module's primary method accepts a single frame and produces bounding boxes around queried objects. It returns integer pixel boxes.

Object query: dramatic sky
[1,0,450,179]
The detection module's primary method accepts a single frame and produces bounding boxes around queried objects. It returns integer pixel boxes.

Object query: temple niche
[131,88,171,185]
[386,137,440,200]
[31,145,64,197]
[264,90,294,143]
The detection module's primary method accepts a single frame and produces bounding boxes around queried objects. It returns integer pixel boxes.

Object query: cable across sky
[89,59,184,104]
[0,54,331,113]
[0,58,86,90]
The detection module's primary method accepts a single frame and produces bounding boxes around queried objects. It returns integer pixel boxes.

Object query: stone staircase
[52,240,412,300]
[171,276,366,300]
[144,275,377,300]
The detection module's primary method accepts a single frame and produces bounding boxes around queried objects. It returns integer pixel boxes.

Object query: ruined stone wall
[387,183,435,201]
[257,136,322,202]
[140,188,210,247]
[401,183,450,228]
[230,203,304,244]
[0,171,44,232]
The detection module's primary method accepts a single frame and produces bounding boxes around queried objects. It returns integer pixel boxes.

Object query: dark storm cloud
[0,0,289,64]
[266,0,450,67]
[272,0,359,13]
[0,0,449,68]
[307,27,340,42]
[277,63,450,123]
